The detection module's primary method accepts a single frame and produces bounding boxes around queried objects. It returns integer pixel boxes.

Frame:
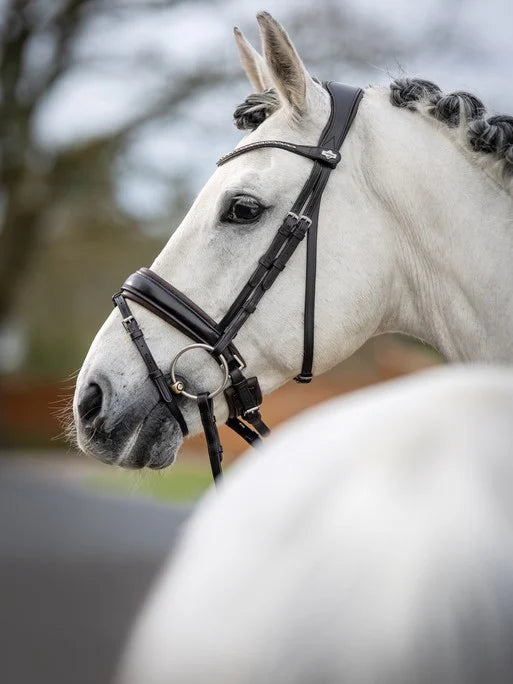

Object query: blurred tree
[1,0,102,326]
[0,0,231,334]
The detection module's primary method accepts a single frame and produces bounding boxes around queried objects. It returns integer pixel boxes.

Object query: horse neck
[367,91,513,362]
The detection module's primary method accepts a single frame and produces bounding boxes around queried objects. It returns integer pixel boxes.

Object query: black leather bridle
[113,82,363,484]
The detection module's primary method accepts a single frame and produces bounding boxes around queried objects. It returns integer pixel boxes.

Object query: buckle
[122,315,135,331]
[291,215,312,240]
[298,215,312,227]
[224,376,263,420]
[278,212,299,236]
[233,353,246,371]
[294,373,313,384]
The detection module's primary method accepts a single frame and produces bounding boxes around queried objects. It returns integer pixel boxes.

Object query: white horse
[117,365,513,684]
[73,11,513,469]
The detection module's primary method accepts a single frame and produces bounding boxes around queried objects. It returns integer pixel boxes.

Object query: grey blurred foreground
[0,461,191,684]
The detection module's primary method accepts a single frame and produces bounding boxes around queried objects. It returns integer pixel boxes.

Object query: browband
[217,141,341,168]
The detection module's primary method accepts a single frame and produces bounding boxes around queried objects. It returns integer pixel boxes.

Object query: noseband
[113,82,363,484]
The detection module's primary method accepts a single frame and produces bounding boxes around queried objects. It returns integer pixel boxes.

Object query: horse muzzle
[74,375,184,469]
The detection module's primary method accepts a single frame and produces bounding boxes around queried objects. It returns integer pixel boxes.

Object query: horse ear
[234,27,272,93]
[256,11,314,114]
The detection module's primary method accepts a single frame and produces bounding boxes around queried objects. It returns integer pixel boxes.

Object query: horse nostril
[78,382,104,425]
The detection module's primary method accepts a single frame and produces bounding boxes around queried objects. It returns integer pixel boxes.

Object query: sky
[34,0,513,221]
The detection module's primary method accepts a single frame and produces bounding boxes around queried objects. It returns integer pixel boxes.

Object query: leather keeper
[224,376,263,419]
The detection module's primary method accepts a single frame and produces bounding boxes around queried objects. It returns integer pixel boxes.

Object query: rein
[113,81,363,485]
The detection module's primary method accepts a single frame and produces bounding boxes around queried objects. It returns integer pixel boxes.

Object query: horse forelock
[233,88,281,131]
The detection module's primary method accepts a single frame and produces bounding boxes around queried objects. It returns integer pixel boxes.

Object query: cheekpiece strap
[113,292,189,437]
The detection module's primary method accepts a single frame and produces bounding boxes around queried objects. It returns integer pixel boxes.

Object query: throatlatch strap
[295,201,320,382]
[296,82,364,382]
[197,392,223,484]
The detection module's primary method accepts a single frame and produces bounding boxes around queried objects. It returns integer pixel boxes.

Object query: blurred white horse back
[118,364,513,684]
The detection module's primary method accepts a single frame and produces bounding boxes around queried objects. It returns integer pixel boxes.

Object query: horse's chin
[121,416,183,470]
[78,402,184,470]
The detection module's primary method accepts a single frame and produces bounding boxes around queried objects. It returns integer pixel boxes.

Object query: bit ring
[170,343,229,401]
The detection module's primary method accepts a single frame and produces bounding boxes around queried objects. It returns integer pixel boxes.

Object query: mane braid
[389,77,513,186]
[233,89,280,131]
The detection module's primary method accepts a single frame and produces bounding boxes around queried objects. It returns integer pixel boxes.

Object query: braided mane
[233,78,513,194]
[390,78,513,190]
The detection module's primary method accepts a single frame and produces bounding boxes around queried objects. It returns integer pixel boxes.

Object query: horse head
[73,12,513,470]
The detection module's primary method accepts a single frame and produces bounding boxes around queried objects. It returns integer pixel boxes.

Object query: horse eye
[222,195,264,224]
